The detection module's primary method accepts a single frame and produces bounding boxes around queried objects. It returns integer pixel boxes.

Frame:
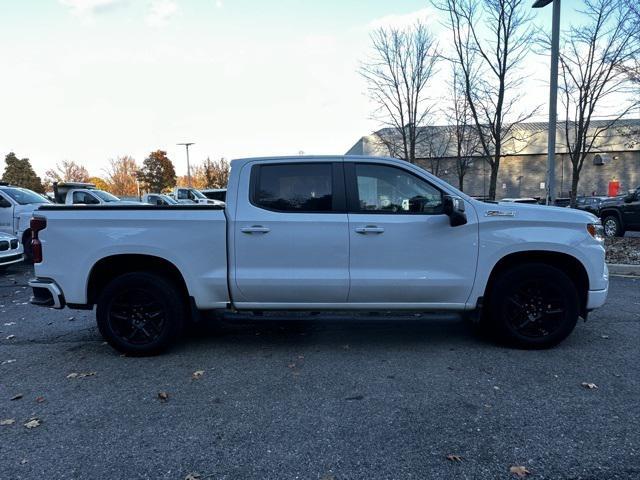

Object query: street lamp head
[177,142,195,147]
[532,0,553,8]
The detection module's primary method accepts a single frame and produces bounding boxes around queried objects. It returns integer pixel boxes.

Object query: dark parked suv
[599,187,640,237]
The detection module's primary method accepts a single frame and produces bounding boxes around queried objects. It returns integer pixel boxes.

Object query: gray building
[346,119,640,199]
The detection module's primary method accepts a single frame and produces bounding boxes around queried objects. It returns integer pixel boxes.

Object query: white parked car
[53,182,141,205]
[28,156,608,355]
[172,187,225,206]
[141,193,179,206]
[0,232,24,270]
[0,182,51,260]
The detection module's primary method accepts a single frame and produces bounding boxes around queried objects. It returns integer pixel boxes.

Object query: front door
[346,162,478,307]
[621,188,640,229]
[232,161,349,305]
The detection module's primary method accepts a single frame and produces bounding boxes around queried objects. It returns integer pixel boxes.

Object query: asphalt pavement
[0,264,638,480]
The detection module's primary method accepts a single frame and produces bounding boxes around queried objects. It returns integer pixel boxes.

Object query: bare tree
[447,65,481,191]
[44,160,90,187]
[360,22,440,163]
[556,0,639,206]
[104,156,139,197]
[433,0,537,199]
[423,126,453,176]
[203,157,230,188]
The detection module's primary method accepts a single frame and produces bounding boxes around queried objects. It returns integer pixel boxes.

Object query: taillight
[30,216,47,263]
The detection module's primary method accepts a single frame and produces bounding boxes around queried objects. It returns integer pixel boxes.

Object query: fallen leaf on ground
[1,359,16,365]
[10,394,23,401]
[35,396,46,403]
[24,418,41,429]
[446,454,463,462]
[287,363,296,369]
[510,466,530,477]
[3,322,16,326]
[192,370,205,380]
[581,382,598,389]
[184,474,201,480]
[66,372,96,379]
[1,419,16,426]
[345,394,364,401]
[158,391,169,401]
[5,335,15,340]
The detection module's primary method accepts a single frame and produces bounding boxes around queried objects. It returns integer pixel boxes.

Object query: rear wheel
[487,263,580,349]
[602,215,624,237]
[96,272,186,355]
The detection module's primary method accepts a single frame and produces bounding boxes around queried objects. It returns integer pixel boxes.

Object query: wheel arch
[86,254,190,306]
[483,251,590,318]
[600,208,623,224]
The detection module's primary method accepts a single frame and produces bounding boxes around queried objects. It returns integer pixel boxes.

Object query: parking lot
[1,263,639,480]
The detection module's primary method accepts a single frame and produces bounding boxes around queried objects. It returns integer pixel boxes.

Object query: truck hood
[472,199,598,225]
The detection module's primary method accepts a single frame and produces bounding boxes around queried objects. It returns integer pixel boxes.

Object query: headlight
[587,223,604,242]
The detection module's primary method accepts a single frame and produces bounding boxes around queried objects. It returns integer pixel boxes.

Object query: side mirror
[624,191,636,203]
[443,195,467,227]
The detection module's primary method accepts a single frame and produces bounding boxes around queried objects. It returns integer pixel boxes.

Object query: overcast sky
[1,0,594,177]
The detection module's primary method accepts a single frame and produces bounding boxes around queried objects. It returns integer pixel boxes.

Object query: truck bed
[34,205,229,309]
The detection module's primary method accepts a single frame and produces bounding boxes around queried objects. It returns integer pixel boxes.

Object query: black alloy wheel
[97,272,185,355]
[488,263,580,349]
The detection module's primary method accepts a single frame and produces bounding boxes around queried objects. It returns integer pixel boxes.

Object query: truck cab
[0,182,50,258]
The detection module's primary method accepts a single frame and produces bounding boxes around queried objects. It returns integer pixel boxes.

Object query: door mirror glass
[443,195,467,227]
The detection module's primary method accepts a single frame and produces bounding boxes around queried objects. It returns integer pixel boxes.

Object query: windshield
[191,189,206,199]
[93,190,120,202]
[1,187,50,205]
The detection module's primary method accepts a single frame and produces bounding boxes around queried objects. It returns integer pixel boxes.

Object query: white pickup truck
[0,182,51,259]
[28,156,608,355]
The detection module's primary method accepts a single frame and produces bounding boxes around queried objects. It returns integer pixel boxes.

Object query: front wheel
[487,264,580,349]
[96,272,186,355]
[602,215,624,237]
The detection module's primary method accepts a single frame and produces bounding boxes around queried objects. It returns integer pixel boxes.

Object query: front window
[93,190,120,202]
[1,187,50,205]
[354,164,443,214]
[254,163,333,212]
[191,189,206,199]
[72,191,100,204]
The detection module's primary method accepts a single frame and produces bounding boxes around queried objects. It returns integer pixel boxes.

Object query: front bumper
[0,253,24,267]
[586,262,609,310]
[29,278,66,309]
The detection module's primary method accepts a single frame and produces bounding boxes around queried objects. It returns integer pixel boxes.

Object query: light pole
[533,0,561,205]
[177,142,195,187]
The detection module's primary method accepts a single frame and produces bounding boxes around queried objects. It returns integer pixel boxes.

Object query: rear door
[232,161,349,305]
[345,161,478,307]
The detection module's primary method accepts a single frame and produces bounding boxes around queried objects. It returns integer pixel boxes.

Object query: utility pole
[533,0,561,205]
[177,142,195,187]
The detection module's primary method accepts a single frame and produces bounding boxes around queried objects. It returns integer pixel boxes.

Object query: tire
[487,263,580,349]
[602,215,624,237]
[96,272,186,355]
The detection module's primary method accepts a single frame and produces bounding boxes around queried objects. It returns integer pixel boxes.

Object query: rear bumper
[29,278,66,309]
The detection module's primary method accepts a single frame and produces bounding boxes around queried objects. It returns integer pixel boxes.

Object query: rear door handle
[241,225,270,234]
[354,225,385,234]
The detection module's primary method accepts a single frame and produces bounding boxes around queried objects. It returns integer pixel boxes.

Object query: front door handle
[241,225,270,234]
[354,225,385,234]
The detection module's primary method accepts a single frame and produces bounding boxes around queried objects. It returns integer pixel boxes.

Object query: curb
[607,263,640,276]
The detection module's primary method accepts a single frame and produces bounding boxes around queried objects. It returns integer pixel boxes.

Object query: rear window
[253,163,333,212]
